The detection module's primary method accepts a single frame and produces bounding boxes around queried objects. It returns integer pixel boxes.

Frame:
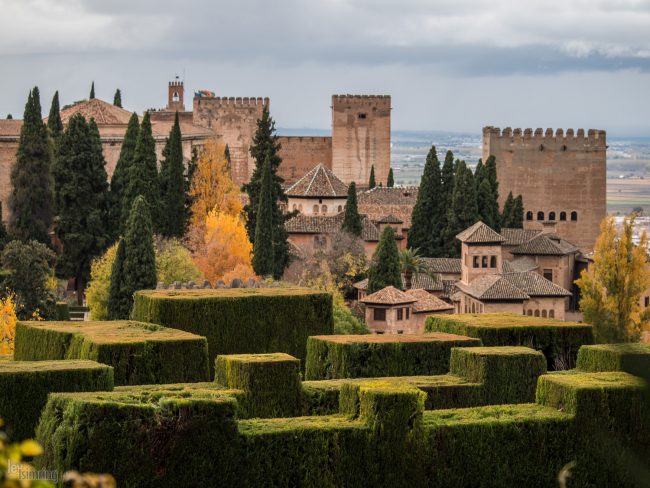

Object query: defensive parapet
[331,94,392,109]
[194,96,270,106]
[483,126,606,148]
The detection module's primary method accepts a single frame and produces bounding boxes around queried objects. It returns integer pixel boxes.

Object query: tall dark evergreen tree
[477,177,500,231]
[501,191,515,228]
[440,150,455,231]
[224,144,231,170]
[89,82,95,99]
[387,168,395,187]
[121,195,157,314]
[443,161,479,257]
[122,112,160,233]
[367,226,402,293]
[474,159,485,190]
[243,107,290,278]
[252,157,275,277]
[184,147,199,234]
[54,114,110,304]
[9,87,54,244]
[113,89,122,107]
[511,195,524,228]
[484,155,499,200]
[368,165,376,189]
[109,112,139,238]
[0,203,8,251]
[158,112,186,237]
[342,182,362,237]
[107,239,128,319]
[6,114,12,120]
[47,91,63,140]
[408,145,442,256]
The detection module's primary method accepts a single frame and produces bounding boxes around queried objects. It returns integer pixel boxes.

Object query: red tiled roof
[285,212,381,241]
[56,98,134,125]
[286,164,348,198]
[360,286,416,305]
[405,289,454,313]
[456,221,505,244]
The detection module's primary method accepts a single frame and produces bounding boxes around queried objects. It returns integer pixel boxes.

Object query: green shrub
[55,302,70,321]
[305,333,481,380]
[215,353,302,418]
[0,359,113,440]
[14,320,209,385]
[426,313,593,369]
[576,343,650,376]
[132,288,333,374]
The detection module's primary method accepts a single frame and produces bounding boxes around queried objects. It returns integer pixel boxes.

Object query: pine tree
[501,191,515,227]
[9,87,54,244]
[387,168,394,187]
[408,145,442,256]
[342,182,362,237]
[511,195,524,228]
[113,89,122,107]
[369,165,376,189]
[121,195,157,313]
[107,239,128,319]
[252,157,275,277]
[123,112,160,233]
[47,91,63,140]
[367,226,402,293]
[0,203,8,251]
[477,178,500,231]
[158,112,186,237]
[443,161,479,257]
[89,82,95,99]
[109,112,139,239]
[53,114,110,304]
[243,107,290,278]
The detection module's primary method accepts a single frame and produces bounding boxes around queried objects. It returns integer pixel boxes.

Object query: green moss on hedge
[14,320,209,385]
[304,333,481,380]
[426,313,593,369]
[576,343,650,376]
[132,288,333,374]
[0,359,113,440]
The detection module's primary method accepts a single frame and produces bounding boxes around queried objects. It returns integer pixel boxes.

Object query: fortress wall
[277,136,332,184]
[483,127,606,251]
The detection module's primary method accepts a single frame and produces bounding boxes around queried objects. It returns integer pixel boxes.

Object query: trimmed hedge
[215,353,302,418]
[0,359,113,440]
[304,333,481,380]
[132,288,333,374]
[55,302,70,321]
[576,343,650,376]
[426,313,593,369]
[14,320,209,385]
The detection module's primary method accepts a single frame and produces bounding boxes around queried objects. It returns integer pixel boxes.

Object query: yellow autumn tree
[0,293,17,355]
[575,215,650,343]
[194,209,254,283]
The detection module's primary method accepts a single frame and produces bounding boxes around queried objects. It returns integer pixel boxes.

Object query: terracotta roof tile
[456,221,505,244]
[405,289,454,313]
[502,257,538,273]
[286,164,348,198]
[358,187,418,205]
[501,228,541,246]
[360,286,416,305]
[285,212,380,241]
[502,271,571,297]
[56,98,134,125]
[377,214,403,224]
[455,274,529,301]
[421,257,461,274]
[510,233,578,256]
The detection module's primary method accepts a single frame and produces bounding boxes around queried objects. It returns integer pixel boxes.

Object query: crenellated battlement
[168,80,183,87]
[194,96,270,107]
[483,126,606,147]
[332,94,391,108]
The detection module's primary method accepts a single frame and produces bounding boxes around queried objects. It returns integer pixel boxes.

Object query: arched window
[471,302,475,313]
[292,204,297,211]
[527,309,533,316]
[549,310,555,318]
[549,212,556,221]
[571,211,578,221]
[482,256,488,268]
[534,310,540,317]
[321,205,327,214]
[560,211,567,221]
[313,205,319,215]
[541,310,547,318]
[172,91,180,102]
[338,205,343,213]
[526,211,533,221]
[490,256,497,268]
[537,211,545,221]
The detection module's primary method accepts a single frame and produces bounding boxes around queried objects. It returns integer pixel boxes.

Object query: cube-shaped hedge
[305,333,481,380]
[426,313,593,369]
[14,320,209,385]
[0,359,113,440]
[576,343,650,377]
[132,288,333,373]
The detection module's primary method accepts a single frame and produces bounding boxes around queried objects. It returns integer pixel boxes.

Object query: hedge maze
[0,290,648,486]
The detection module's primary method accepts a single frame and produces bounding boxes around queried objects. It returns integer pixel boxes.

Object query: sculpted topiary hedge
[14,320,209,385]
[426,313,593,369]
[576,343,650,376]
[0,359,113,440]
[304,333,481,380]
[131,288,333,373]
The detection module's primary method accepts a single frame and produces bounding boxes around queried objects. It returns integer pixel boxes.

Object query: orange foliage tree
[0,293,17,355]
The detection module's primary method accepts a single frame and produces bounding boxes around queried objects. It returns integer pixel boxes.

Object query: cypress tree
[0,203,8,251]
[511,195,524,228]
[243,107,290,278]
[224,144,231,170]
[107,239,129,319]
[184,146,199,234]
[252,157,275,277]
[387,168,395,187]
[501,191,515,228]
[6,114,12,120]
[342,182,362,237]
[113,89,122,107]
[158,112,185,237]
[123,112,160,233]
[89,82,95,99]
[440,151,455,231]
[368,165,376,189]
[54,114,110,304]
[47,91,63,140]
[443,161,479,257]
[367,226,402,293]
[109,112,139,239]
[484,155,499,200]
[9,87,54,244]
[477,178,500,231]
[408,145,442,256]
[121,195,157,314]
[474,158,485,189]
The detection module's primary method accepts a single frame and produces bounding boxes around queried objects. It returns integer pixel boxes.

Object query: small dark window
[549,310,555,318]
[473,256,480,268]
[549,212,556,221]
[526,211,533,221]
[560,211,567,221]
[645,297,649,308]
[482,256,488,268]
[537,211,545,221]
[539,144,544,151]
[397,308,403,321]
[313,205,319,215]
[541,310,547,318]
[534,310,540,317]
[490,256,497,268]
[527,309,533,316]
[337,205,342,213]
[406,308,410,320]
[358,113,367,119]
[571,211,578,221]
[172,91,180,102]
[373,308,386,321]
[543,269,553,281]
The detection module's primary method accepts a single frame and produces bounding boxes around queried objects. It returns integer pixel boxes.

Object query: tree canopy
[159,112,186,238]
[408,145,443,256]
[342,182,362,237]
[367,226,402,293]
[252,157,275,277]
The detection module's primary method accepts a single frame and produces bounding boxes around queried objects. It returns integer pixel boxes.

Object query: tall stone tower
[167,79,185,112]
[483,127,606,251]
[193,96,269,185]
[331,95,391,186]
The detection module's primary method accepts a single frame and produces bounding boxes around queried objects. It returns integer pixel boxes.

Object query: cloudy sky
[1,0,649,135]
